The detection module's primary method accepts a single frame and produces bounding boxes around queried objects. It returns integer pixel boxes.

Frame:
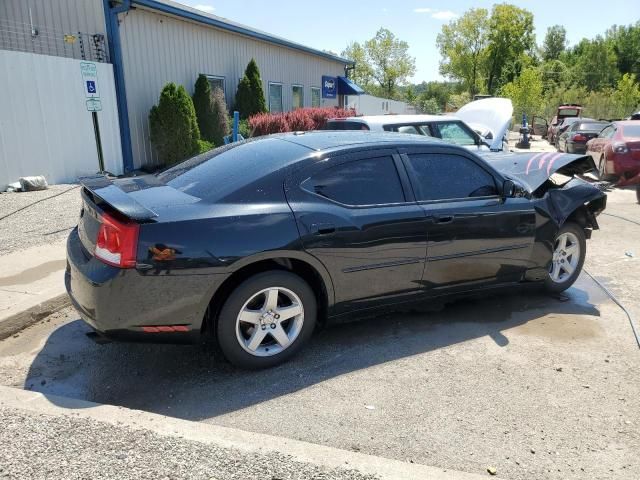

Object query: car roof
[273,130,449,151]
[328,114,460,128]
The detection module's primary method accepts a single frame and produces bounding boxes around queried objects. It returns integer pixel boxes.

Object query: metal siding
[118,8,344,168]
[0,0,108,58]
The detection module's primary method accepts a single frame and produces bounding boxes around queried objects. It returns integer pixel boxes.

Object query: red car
[586,121,640,181]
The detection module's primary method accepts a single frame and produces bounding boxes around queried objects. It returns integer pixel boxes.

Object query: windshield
[579,122,608,131]
[324,121,369,131]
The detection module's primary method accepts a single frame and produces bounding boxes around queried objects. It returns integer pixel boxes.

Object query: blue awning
[337,76,365,95]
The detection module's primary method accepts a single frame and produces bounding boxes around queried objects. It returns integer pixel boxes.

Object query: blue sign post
[322,76,337,99]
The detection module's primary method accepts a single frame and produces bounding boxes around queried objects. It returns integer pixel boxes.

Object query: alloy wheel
[549,232,580,284]
[235,287,304,357]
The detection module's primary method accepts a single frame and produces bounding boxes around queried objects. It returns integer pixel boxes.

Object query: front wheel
[216,271,317,369]
[543,222,586,293]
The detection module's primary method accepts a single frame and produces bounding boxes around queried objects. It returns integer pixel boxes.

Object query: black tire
[598,155,618,182]
[543,222,586,294]
[216,271,317,369]
[636,185,640,204]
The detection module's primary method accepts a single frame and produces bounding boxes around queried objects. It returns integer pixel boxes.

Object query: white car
[325,97,513,152]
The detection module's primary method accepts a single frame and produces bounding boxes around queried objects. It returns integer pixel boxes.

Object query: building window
[311,87,321,107]
[292,85,304,109]
[269,82,283,113]
[204,75,225,95]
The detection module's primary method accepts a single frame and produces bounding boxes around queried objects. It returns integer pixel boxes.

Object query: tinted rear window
[579,123,608,131]
[157,138,309,201]
[622,125,640,137]
[559,109,580,116]
[302,157,404,205]
[324,121,370,131]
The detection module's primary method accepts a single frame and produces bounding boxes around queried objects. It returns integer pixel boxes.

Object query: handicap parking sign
[86,80,96,94]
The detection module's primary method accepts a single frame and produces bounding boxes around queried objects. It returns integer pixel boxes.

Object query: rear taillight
[572,134,587,142]
[613,142,629,153]
[95,212,139,268]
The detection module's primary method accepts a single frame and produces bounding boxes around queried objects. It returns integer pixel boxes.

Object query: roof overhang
[337,76,365,95]
[129,0,355,65]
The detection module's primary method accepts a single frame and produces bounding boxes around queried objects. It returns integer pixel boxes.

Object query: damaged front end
[484,151,607,233]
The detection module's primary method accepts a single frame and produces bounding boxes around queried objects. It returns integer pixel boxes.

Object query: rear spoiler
[80,175,158,221]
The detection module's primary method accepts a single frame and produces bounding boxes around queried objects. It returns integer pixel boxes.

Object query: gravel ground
[0,406,379,480]
[0,185,81,256]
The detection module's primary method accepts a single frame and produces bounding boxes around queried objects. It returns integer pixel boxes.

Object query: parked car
[325,97,513,152]
[66,132,606,369]
[586,121,640,181]
[546,104,583,144]
[557,120,609,153]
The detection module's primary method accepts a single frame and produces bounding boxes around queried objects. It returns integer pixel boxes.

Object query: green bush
[211,87,230,146]
[192,74,216,143]
[227,117,251,139]
[149,82,200,166]
[198,139,214,153]
[235,58,267,119]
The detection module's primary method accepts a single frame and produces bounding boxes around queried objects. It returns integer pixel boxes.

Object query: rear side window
[324,121,370,131]
[302,157,405,206]
[431,122,476,146]
[406,153,497,201]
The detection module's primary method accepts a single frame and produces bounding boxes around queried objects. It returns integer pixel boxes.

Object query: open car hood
[455,97,513,151]
[482,152,598,192]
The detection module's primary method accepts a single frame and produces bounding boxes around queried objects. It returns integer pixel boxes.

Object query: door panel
[401,151,536,292]
[285,151,428,313]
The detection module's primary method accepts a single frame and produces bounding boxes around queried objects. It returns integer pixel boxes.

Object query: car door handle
[434,215,454,224]
[310,223,335,235]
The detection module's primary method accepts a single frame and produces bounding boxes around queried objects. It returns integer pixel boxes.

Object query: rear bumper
[65,228,226,343]
[610,152,640,177]
[566,142,587,154]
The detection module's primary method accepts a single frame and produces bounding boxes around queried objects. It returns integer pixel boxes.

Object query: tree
[149,83,200,166]
[500,67,543,119]
[419,96,440,114]
[542,25,567,62]
[235,58,267,118]
[540,59,571,91]
[607,22,640,78]
[486,4,535,94]
[192,74,216,143]
[211,88,230,146]
[570,37,618,91]
[404,85,417,106]
[364,28,416,98]
[436,8,489,96]
[341,41,374,90]
[612,73,640,118]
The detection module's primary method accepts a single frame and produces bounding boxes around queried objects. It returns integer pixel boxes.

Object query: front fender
[545,178,607,228]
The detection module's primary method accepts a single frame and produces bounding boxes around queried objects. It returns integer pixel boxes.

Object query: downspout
[102,0,134,173]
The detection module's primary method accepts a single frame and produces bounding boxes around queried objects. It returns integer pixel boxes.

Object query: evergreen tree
[149,83,200,166]
[235,58,267,118]
[211,87,230,146]
[192,74,216,143]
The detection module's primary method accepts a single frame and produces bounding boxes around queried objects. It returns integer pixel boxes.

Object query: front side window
[302,157,405,206]
[431,122,477,146]
[311,87,321,107]
[598,125,613,138]
[292,85,304,109]
[269,83,283,113]
[406,153,497,201]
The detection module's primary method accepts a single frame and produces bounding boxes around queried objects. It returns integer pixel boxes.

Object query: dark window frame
[399,150,501,204]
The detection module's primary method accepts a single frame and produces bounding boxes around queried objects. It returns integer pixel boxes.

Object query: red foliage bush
[248,107,356,137]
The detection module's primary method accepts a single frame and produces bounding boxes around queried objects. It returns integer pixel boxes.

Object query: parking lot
[0,184,638,479]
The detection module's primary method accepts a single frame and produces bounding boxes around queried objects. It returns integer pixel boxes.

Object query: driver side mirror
[502,179,524,198]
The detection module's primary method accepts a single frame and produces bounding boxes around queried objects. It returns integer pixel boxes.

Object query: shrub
[192,74,216,143]
[248,107,355,136]
[198,139,214,153]
[211,88,230,146]
[149,82,200,166]
[235,58,267,119]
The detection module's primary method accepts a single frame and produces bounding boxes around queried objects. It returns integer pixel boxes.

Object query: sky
[176,0,638,83]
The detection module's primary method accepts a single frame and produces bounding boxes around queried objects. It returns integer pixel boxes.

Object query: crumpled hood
[481,152,598,192]
[455,97,513,151]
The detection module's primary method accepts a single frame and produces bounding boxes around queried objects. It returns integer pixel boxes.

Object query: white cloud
[192,4,215,14]
[431,10,458,20]
[413,7,432,13]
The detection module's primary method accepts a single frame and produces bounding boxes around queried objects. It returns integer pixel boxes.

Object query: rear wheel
[543,222,586,293]
[216,271,316,369]
[599,155,617,182]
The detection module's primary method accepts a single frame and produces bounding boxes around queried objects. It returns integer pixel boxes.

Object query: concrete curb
[0,385,494,480]
[0,293,70,341]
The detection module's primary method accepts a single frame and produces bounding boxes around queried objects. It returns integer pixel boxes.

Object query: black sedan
[66,132,606,369]
[557,120,610,154]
